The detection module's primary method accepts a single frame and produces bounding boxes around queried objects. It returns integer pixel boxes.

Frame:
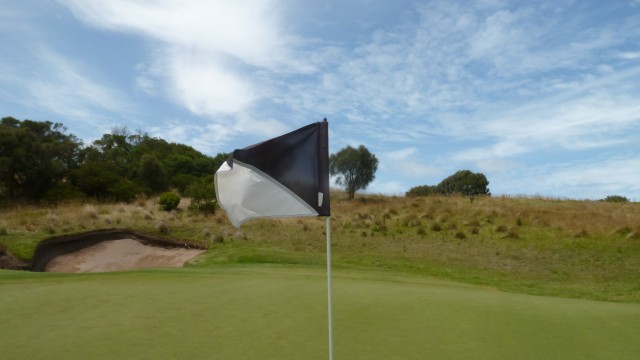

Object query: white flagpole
[326,216,334,360]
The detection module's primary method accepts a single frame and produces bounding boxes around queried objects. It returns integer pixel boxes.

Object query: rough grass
[1,193,640,301]
[1,266,639,360]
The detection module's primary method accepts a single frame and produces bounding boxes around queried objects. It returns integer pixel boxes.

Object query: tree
[406,170,490,198]
[406,185,438,197]
[329,145,378,199]
[602,195,629,203]
[185,176,217,215]
[436,170,490,197]
[0,117,82,201]
[138,153,168,193]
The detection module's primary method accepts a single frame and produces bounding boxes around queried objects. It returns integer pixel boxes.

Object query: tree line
[0,117,227,205]
[1,117,495,205]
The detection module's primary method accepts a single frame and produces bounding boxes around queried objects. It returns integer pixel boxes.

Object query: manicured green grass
[1,266,639,359]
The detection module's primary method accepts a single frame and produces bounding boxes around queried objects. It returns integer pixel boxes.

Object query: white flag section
[215,160,319,227]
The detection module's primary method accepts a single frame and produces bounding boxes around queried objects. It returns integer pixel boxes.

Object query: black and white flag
[215,121,330,227]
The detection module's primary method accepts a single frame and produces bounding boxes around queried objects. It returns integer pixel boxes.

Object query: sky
[1,0,639,200]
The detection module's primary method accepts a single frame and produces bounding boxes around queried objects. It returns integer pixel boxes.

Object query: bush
[43,183,85,204]
[603,195,629,203]
[109,179,145,202]
[406,185,438,197]
[158,192,181,211]
[407,170,490,197]
[185,178,217,215]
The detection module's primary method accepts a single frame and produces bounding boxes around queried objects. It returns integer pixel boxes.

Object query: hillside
[1,193,639,302]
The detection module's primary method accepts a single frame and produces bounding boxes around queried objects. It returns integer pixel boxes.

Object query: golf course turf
[1,265,639,359]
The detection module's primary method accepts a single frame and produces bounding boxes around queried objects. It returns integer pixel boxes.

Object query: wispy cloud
[148,120,234,154]
[494,154,640,199]
[380,147,443,178]
[0,44,131,132]
[59,0,301,126]
[618,51,640,60]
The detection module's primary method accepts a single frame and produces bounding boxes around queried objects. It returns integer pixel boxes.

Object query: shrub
[83,205,99,220]
[157,222,169,234]
[455,231,467,239]
[158,192,181,211]
[109,179,145,202]
[185,178,217,215]
[402,214,421,227]
[603,195,629,203]
[406,185,437,197]
[43,183,84,203]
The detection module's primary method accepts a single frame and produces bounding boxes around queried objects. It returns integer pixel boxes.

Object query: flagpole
[326,216,334,360]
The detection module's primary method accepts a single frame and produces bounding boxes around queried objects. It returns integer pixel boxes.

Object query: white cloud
[163,49,256,116]
[368,180,406,195]
[59,0,302,130]
[380,147,443,179]
[618,51,640,59]
[469,10,521,59]
[475,159,521,173]
[496,154,640,200]
[149,120,235,154]
[59,0,288,68]
[232,115,289,138]
[1,46,130,128]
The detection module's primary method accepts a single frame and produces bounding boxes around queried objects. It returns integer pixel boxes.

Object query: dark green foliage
[139,154,168,193]
[1,117,228,203]
[603,195,629,203]
[406,170,490,197]
[185,176,217,215]
[158,191,181,211]
[43,183,85,204]
[406,185,438,197]
[172,173,199,194]
[0,117,82,202]
[329,145,378,199]
[109,178,145,202]
[436,170,490,196]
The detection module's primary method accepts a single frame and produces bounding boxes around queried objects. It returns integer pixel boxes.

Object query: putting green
[1,266,639,359]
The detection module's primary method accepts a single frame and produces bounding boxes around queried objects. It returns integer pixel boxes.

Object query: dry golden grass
[1,192,639,301]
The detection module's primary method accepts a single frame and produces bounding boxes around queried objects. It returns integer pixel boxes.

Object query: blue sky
[1,0,639,200]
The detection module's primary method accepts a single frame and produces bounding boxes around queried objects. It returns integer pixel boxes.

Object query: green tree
[406,185,438,197]
[0,117,82,201]
[436,170,490,197]
[185,176,217,215]
[329,145,378,199]
[139,154,168,193]
[407,170,491,198]
[602,195,629,203]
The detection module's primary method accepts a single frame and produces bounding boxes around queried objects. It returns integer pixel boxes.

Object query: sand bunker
[12,229,209,273]
[46,238,205,273]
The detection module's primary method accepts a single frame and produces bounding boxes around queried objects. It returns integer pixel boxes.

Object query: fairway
[1,266,639,359]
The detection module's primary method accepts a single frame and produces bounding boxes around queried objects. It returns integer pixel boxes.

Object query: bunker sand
[45,238,205,273]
